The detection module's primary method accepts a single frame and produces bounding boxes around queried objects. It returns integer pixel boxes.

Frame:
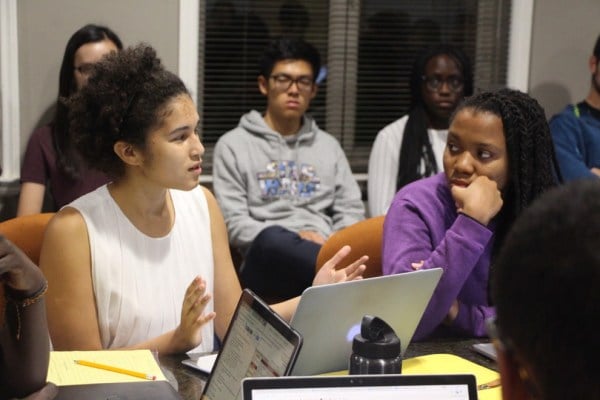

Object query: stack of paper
[47,349,167,385]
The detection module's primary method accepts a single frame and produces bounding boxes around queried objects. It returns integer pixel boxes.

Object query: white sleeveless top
[68,185,214,352]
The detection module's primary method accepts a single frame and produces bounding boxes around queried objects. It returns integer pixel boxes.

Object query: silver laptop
[290,268,443,375]
[472,342,497,361]
[242,374,477,400]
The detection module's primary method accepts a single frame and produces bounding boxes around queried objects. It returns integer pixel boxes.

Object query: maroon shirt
[20,125,110,209]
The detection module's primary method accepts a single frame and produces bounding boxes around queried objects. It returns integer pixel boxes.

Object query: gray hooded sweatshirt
[213,110,365,252]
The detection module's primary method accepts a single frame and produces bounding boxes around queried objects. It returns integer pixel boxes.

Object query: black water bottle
[348,315,402,374]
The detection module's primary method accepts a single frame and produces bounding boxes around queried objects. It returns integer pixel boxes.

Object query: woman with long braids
[382,88,561,340]
[368,44,473,216]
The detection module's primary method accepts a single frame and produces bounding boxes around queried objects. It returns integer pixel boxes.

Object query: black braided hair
[66,44,190,178]
[396,44,473,190]
[451,88,562,258]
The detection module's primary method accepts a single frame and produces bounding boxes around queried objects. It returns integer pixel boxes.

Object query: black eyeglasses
[270,73,314,92]
[421,75,465,93]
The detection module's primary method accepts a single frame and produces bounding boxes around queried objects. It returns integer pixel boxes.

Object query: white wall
[17,0,180,157]
[528,0,600,118]
[0,0,180,218]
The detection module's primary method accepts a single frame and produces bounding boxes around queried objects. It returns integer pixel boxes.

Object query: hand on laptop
[312,245,368,286]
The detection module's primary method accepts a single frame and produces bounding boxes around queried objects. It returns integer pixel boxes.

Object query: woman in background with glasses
[367,44,473,217]
[17,24,122,216]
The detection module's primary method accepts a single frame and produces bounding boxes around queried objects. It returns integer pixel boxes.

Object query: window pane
[350,0,509,173]
[199,0,510,176]
[201,0,329,147]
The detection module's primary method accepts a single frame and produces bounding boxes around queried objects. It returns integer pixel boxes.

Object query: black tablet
[200,289,302,400]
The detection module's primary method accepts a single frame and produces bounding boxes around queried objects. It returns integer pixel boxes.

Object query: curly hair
[397,44,474,190]
[67,44,190,178]
[452,88,561,257]
[54,24,123,179]
[492,179,600,400]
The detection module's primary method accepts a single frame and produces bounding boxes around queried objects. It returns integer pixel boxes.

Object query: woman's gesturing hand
[172,276,216,353]
[313,245,368,286]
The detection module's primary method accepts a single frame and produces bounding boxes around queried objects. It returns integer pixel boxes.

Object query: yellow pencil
[478,378,501,390]
[74,359,157,381]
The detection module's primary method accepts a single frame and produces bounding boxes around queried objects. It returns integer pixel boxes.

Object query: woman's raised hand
[312,245,368,286]
[172,276,216,353]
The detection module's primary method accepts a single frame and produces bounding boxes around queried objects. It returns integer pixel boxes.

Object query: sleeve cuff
[454,213,494,242]
[451,301,471,330]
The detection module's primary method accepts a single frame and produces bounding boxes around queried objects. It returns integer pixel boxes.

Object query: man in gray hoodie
[213,37,365,300]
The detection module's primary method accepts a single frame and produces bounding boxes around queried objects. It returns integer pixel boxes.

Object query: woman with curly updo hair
[382,88,561,341]
[39,44,366,354]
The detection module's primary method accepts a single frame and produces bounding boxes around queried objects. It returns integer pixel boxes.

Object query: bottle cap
[352,315,401,359]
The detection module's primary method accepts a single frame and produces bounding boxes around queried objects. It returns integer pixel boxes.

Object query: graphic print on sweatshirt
[257,160,321,200]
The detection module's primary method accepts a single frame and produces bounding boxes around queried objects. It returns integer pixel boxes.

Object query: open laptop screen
[242,374,477,400]
[201,289,302,400]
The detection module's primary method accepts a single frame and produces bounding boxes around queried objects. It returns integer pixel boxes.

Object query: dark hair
[54,24,123,179]
[594,34,600,59]
[452,88,561,257]
[67,44,190,178]
[492,179,600,400]
[396,44,473,190]
[258,37,321,81]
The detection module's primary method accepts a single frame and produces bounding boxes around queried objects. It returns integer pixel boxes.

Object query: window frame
[177,0,533,185]
[0,0,534,184]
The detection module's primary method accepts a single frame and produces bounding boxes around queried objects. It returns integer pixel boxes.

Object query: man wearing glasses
[213,37,364,301]
[550,34,600,181]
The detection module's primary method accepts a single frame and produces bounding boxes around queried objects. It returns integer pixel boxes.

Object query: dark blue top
[550,101,600,181]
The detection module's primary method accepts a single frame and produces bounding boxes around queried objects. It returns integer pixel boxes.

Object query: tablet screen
[201,289,302,400]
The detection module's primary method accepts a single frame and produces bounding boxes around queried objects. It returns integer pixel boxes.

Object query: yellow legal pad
[403,354,501,400]
[47,349,167,386]
[325,353,500,400]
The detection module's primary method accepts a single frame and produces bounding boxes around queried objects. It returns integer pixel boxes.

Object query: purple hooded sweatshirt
[382,173,496,340]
